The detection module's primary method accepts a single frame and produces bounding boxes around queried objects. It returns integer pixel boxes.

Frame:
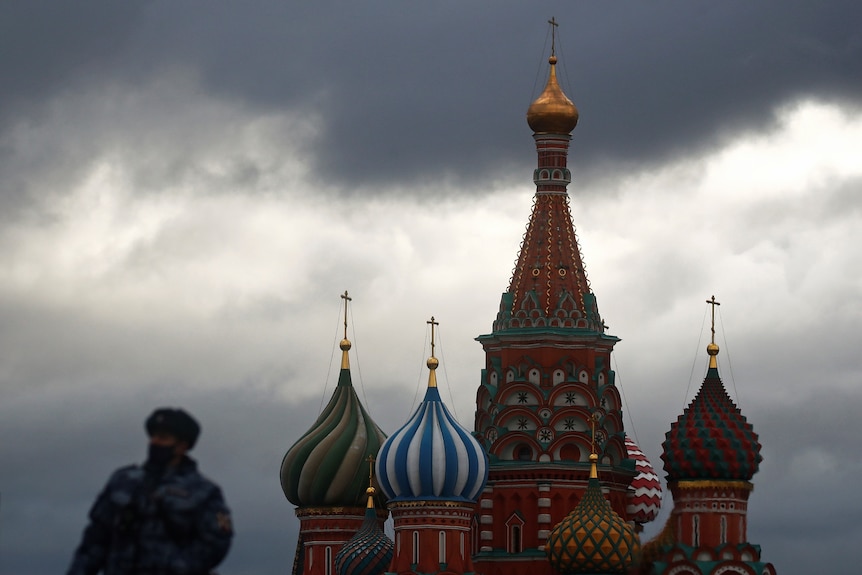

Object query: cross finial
[588,412,600,479]
[341,290,352,340]
[548,17,559,57]
[706,295,721,345]
[427,316,439,359]
[366,455,375,484]
[589,412,600,454]
[365,455,376,508]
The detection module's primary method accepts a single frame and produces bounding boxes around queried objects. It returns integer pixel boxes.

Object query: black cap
[145,408,201,449]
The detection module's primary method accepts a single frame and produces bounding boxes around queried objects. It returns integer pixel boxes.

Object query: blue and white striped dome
[375,355,488,503]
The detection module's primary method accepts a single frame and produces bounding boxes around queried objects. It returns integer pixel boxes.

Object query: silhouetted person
[67,408,233,575]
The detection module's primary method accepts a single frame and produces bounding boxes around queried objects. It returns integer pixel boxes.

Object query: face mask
[145,442,176,473]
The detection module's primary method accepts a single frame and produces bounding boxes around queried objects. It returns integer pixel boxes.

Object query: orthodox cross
[548,17,559,57]
[366,454,375,485]
[589,411,600,455]
[427,316,439,358]
[341,290,352,339]
[706,295,721,345]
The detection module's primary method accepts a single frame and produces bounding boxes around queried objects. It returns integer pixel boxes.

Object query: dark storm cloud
[3,2,861,195]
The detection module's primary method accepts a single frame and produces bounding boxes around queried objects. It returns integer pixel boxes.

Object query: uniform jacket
[67,457,233,575]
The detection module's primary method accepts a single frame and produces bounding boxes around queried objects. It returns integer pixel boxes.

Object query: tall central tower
[472,40,635,575]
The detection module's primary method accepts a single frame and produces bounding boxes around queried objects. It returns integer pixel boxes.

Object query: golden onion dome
[546,455,640,574]
[527,55,579,134]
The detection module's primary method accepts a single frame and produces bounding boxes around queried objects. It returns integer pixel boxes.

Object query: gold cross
[706,295,721,345]
[589,412,600,455]
[548,17,559,57]
[427,316,439,358]
[366,455,375,484]
[341,290,352,339]
[548,16,559,56]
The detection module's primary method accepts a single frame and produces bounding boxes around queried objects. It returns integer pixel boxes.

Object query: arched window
[720,515,727,544]
[516,445,532,461]
[325,547,332,575]
[413,531,420,565]
[506,512,525,554]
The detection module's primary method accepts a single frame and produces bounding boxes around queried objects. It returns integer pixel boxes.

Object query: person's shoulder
[175,458,222,491]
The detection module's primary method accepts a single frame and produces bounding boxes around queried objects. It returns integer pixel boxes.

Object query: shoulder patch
[216,512,233,534]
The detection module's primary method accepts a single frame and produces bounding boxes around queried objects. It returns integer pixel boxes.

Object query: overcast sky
[1,2,861,574]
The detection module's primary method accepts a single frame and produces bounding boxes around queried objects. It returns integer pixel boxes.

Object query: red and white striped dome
[625,436,662,524]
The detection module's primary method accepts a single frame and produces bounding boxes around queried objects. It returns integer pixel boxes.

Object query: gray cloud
[3,2,861,198]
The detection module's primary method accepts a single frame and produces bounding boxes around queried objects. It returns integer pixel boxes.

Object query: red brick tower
[472,28,636,575]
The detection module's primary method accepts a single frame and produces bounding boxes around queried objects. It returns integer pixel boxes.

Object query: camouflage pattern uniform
[67,456,233,575]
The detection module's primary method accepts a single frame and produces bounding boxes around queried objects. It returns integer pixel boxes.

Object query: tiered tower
[472,25,640,575]
[642,297,776,575]
[281,292,389,575]
[376,318,489,575]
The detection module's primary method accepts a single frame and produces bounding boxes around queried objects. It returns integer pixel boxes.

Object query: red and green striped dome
[661,366,762,481]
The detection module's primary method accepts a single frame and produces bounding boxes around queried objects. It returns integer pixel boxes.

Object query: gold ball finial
[340,338,352,351]
[707,342,719,356]
[549,55,557,65]
[366,486,375,496]
[427,356,439,370]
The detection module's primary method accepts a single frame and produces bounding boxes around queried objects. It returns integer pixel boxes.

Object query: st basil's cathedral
[280,24,777,575]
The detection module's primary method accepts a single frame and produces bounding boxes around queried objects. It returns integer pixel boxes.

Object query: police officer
[67,408,233,575]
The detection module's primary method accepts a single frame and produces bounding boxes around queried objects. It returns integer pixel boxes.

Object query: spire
[588,411,600,479]
[706,294,720,369]
[491,19,607,334]
[426,316,439,388]
[340,290,352,370]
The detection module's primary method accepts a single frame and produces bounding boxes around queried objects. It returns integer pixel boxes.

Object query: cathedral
[280,28,776,575]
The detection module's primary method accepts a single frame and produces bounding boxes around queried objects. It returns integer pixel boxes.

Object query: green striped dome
[281,355,387,507]
[546,458,640,574]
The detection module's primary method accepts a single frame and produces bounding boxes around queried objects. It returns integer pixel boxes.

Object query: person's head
[144,408,200,470]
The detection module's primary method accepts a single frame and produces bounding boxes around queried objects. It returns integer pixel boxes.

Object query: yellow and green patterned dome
[546,454,640,574]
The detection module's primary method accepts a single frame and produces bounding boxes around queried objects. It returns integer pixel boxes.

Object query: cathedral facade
[281,33,775,575]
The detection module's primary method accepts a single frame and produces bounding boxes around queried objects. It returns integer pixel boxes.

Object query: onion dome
[624,436,663,524]
[661,341,762,481]
[546,453,641,574]
[376,318,488,503]
[334,486,394,575]
[281,293,388,507]
[527,55,579,134]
